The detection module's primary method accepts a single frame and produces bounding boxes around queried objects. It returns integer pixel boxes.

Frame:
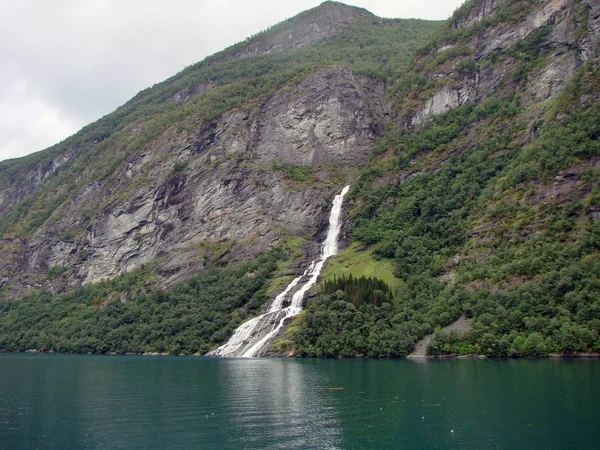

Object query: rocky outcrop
[453,0,509,28]
[171,82,215,103]
[219,67,386,166]
[410,85,474,127]
[408,315,472,358]
[0,66,385,294]
[408,0,599,127]
[0,147,77,216]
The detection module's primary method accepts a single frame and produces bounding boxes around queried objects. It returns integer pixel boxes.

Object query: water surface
[0,354,597,449]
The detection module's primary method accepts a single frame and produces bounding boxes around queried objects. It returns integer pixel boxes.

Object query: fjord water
[1,354,598,449]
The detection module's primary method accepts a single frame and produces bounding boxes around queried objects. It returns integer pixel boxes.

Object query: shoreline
[4,348,600,360]
[408,353,600,360]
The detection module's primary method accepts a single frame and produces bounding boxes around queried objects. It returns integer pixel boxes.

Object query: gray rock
[0,66,384,293]
[407,0,599,127]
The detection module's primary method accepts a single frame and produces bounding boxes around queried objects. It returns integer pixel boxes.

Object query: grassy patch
[266,275,295,296]
[322,243,403,298]
[271,163,318,185]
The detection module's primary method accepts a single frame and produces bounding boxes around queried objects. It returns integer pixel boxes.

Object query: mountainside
[292,0,600,358]
[0,2,434,297]
[1,0,599,358]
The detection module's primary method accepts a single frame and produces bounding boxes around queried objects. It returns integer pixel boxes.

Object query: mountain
[0,2,434,296]
[1,0,599,358]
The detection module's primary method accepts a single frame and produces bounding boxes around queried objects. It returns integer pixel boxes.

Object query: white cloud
[0,66,79,161]
[0,0,465,162]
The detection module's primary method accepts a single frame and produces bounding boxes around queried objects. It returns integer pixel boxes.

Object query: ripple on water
[1,355,599,449]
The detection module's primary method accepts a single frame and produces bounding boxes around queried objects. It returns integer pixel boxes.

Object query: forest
[0,250,283,355]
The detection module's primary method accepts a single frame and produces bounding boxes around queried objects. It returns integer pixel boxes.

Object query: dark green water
[0,354,598,449]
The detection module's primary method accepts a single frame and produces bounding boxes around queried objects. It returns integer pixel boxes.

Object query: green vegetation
[272,163,317,184]
[292,57,600,357]
[1,1,599,359]
[321,274,392,307]
[171,161,187,173]
[0,250,284,355]
[293,292,423,357]
[46,266,68,281]
[265,235,308,295]
[322,243,402,296]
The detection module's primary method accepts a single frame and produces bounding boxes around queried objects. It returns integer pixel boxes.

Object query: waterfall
[207,185,350,357]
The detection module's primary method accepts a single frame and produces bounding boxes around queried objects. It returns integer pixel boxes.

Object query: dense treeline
[321,275,392,307]
[0,250,283,355]
[292,292,421,358]
[425,65,600,357]
[292,272,462,357]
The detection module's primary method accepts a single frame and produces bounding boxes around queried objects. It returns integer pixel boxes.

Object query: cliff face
[0,7,394,297]
[406,0,600,127]
[214,67,385,166]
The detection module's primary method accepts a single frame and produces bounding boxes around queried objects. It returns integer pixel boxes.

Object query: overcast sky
[0,0,465,162]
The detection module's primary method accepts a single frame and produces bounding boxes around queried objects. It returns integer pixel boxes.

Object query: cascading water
[207,185,350,357]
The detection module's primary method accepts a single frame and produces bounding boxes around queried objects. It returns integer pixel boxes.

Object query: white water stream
[207,185,350,357]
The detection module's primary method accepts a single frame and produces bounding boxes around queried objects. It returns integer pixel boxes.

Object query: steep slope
[0,3,436,299]
[0,3,438,355]
[4,0,597,359]
[291,0,600,357]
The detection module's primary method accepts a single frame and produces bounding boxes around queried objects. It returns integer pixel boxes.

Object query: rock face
[0,66,386,294]
[410,85,473,128]
[0,148,76,216]
[2,0,599,300]
[407,0,600,128]
[238,67,385,165]
[453,0,509,28]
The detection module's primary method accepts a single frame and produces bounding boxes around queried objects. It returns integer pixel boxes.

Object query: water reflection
[219,358,342,449]
[2,354,599,449]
